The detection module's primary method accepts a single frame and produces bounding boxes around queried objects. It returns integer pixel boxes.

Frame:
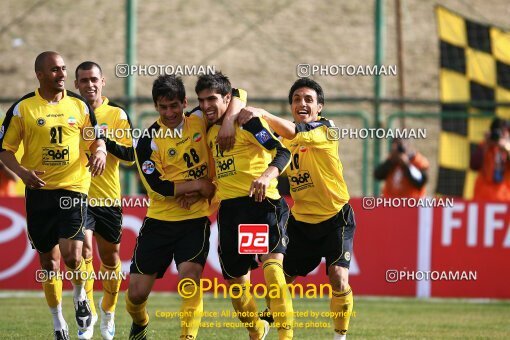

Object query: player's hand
[217,118,236,152]
[20,169,46,189]
[197,178,216,200]
[87,151,106,177]
[176,192,202,210]
[238,107,263,126]
[249,174,271,202]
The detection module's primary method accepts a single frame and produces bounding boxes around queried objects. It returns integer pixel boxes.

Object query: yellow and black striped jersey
[134,108,211,221]
[0,89,98,194]
[207,117,290,200]
[282,118,349,224]
[82,97,134,205]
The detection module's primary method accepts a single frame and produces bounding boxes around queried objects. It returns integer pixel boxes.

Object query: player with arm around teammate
[239,78,356,340]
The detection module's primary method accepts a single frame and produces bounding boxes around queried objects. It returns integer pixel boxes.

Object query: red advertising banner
[428,200,510,298]
[0,197,508,298]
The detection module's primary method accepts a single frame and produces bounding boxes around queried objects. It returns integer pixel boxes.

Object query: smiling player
[238,78,356,339]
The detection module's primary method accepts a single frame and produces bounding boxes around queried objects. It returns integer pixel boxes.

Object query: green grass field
[0,291,509,339]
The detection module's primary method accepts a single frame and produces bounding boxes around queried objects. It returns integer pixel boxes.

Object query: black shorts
[130,216,210,279]
[26,188,87,253]
[283,203,356,277]
[85,206,123,244]
[217,196,289,280]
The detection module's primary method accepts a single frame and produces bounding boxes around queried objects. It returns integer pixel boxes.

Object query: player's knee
[82,246,93,260]
[63,254,82,270]
[128,282,150,304]
[177,262,203,283]
[179,268,202,284]
[261,253,283,262]
[100,251,120,268]
[330,275,349,292]
[40,258,60,272]
[338,276,350,292]
[329,267,349,292]
[180,271,201,283]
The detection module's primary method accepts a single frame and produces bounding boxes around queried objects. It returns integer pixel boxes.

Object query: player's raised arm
[243,117,291,201]
[238,106,297,140]
[216,88,248,152]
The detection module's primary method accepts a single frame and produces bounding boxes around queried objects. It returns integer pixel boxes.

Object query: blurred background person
[374,138,429,198]
[470,117,510,201]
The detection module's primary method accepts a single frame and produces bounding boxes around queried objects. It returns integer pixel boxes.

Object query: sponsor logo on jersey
[216,156,236,178]
[142,160,155,174]
[289,170,314,192]
[37,118,46,127]
[185,163,208,179]
[176,136,190,146]
[168,148,177,157]
[42,146,70,166]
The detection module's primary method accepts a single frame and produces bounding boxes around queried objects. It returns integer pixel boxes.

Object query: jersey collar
[157,117,184,132]
[94,96,109,113]
[36,88,67,104]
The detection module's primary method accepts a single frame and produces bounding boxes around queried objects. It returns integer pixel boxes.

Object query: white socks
[50,303,66,331]
[73,284,86,302]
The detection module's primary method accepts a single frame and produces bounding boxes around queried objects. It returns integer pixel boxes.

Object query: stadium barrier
[0,197,508,299]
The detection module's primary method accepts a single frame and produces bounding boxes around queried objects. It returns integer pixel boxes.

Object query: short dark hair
[490,117,508,132]
[152,75,186,104]
[34,51,60,72]
[75,61,102,80]
[195,72,231,97]
[288,77,325,105]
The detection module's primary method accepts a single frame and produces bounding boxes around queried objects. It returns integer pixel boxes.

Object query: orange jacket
[381,153,429,198]
[472,143,510,201]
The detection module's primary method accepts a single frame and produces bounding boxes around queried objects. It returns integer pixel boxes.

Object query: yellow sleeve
[243,118,291,173]
[135,137,176,197]
[114,108,135,165]
[293,124,336,150]
[116,109,134,148]
[232,88,248,103]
